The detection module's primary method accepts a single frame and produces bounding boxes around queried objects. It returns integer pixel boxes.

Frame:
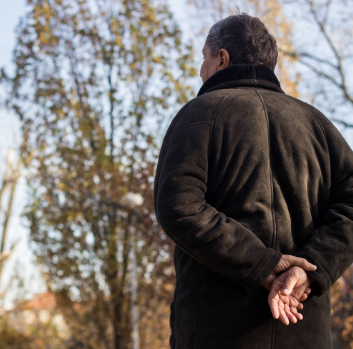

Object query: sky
[0,0,47,306]
[0,0,27,69]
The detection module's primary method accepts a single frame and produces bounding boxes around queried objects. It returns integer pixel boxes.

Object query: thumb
[288,256,317,272]
[281,270,299,296]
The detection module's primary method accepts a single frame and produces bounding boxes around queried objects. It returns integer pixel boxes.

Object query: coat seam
[254,89,277,349]
[254,89,277,250]
[193,260,202,349]
[271,319,276,349]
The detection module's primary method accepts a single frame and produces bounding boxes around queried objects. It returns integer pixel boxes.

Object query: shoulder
[279,95,353,173]
[163,89,235,142]
[282,94,340,136]
[257,89,338,136]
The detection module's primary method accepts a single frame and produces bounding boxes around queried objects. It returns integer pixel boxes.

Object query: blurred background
[0,0,353,348]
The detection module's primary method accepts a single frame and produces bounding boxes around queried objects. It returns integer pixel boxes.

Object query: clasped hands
[262,255,316,326]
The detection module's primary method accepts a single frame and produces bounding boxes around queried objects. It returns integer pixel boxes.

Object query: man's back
[154,64,353,349]
[204,86,330,252]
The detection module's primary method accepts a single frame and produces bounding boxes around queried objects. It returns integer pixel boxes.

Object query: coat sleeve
[296,118,353,297]
[154,121,282,293]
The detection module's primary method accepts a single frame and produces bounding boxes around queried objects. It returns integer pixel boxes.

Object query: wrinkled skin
[200,44,232,83]
[262,255,316,325]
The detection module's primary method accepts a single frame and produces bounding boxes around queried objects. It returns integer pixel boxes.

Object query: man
[153,12,353,349]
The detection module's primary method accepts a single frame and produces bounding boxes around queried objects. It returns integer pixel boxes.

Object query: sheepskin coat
[153,64,353,349]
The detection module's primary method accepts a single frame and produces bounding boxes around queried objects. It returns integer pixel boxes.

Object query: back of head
[206,11,278,71]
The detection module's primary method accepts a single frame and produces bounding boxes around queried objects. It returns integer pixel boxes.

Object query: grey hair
[205,12,278,71]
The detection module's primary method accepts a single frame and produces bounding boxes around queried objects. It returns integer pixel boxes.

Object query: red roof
[22,292,57,311]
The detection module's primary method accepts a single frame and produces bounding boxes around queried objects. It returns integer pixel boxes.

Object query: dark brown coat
[153,64,353,349]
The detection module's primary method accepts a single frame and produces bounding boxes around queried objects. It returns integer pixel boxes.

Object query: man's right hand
[262,254,316,291]
[272,254,317,274]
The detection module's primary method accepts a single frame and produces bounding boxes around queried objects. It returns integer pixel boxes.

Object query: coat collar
[197,64,285,96]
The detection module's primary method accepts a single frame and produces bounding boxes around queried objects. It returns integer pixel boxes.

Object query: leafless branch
[305,0,352,103]
[331,118,353,128]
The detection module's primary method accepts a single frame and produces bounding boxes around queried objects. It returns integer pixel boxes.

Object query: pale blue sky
[0,0,27,70]
[0,0,45,306]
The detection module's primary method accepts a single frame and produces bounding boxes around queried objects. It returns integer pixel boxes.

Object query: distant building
[6,291,69,339]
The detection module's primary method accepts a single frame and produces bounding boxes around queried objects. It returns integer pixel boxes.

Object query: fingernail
[281,289,289,295]
[309,263,317,269]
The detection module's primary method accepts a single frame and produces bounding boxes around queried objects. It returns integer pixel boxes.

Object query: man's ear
[217,49,231,71]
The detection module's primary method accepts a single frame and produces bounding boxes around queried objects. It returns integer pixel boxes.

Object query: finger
[284,304,297,323]
[279,306,289,326]
[288,256,317,271]
[297,302,304,310]
[305,287,311,295]
[269,297,279,319]
[290,307,303,320]
[285,310,297,323]
[300,293,308,301]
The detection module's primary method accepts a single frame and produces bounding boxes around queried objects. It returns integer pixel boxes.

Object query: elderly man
[153,12,353,349]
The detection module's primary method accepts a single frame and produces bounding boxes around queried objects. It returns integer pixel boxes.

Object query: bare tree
[279,0,353,124]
